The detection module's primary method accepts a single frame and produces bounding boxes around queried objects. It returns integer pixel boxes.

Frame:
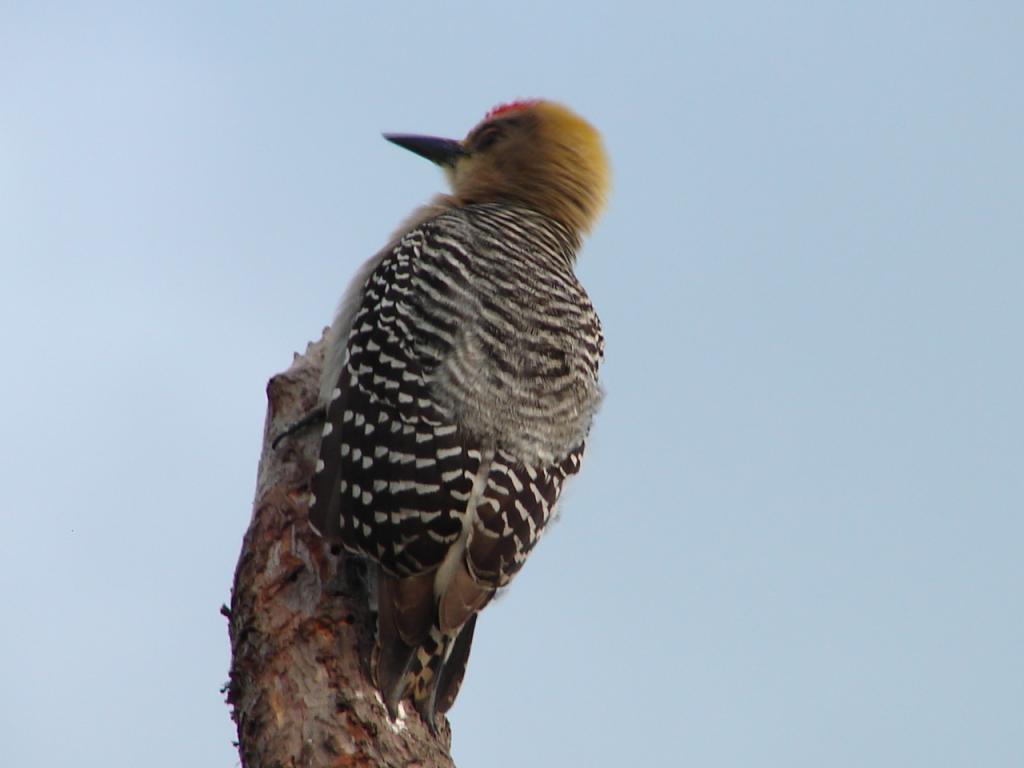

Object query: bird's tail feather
[373,568,480,731]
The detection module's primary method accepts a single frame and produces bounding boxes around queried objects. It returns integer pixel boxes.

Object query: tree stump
[225,332,456,768]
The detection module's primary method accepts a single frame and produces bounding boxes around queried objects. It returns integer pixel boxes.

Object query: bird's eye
[475,125,503,151]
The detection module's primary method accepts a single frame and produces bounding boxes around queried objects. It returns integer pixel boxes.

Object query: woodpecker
[308,99,609,730]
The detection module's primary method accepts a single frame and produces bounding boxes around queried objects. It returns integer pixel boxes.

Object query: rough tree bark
[225,332,456,768]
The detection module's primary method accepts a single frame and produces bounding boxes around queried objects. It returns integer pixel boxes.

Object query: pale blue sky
[2,3,1022,766]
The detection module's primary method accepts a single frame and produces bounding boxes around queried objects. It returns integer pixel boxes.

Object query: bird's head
[385,100,609,236]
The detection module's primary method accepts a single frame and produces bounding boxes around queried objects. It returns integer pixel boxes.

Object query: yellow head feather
[448,101,610,236]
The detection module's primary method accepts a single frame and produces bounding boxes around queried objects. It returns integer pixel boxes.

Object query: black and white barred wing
[465,447,585,587]
[309,229,479,577]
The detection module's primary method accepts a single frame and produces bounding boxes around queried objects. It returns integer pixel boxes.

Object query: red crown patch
[484,99,541,120]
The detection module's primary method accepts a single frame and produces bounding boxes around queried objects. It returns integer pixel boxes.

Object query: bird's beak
[383,134,467,167]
